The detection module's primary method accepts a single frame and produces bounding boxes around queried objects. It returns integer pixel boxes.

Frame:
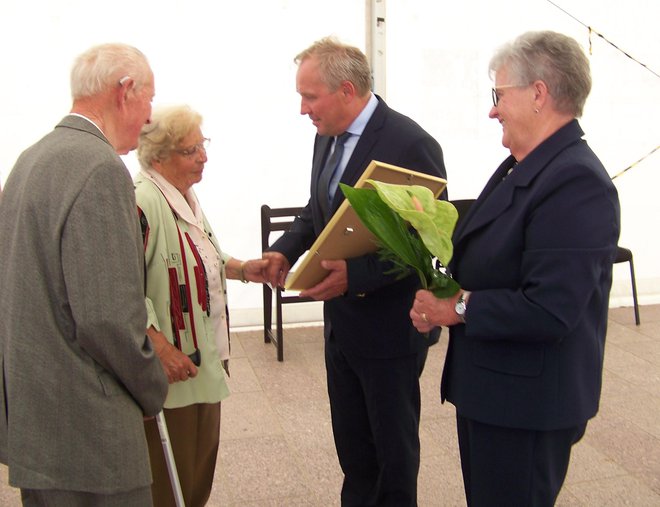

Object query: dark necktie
[318,132,351,219]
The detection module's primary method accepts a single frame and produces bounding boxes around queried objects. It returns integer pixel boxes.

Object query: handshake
[236,252,348,302]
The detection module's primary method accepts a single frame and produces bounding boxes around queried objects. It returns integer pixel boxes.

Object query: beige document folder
[284,160,447,291]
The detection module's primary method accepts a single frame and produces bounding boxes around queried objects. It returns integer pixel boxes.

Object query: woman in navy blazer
[411,31,620,506]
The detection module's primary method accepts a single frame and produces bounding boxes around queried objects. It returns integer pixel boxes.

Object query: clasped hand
[149,328,198,384]
[239,258,270,283]
[410,289,464,332]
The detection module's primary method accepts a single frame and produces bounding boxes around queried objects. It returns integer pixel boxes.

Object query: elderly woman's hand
[261,251,291,288]
[241,258,270,283]
[410,289,465,332]
[147,327,198,384]
[227,257,271,284]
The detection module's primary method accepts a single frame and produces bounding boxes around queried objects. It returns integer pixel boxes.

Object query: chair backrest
[260,205,303,250]
[450,198,476,228]
[260,205,311,361]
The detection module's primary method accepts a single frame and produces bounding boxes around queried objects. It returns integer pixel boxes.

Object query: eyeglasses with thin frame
[174,138,211,157]
[491,84,523,107]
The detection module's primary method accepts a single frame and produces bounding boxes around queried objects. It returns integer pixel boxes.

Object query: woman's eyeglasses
[175,138,211,157]
[491,85,523,107]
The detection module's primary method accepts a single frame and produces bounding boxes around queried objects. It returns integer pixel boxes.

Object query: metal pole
[366,0,387,98]
[156,411,185,507]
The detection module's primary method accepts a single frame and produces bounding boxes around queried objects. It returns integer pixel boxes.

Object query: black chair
[450,198,476,225]
[615,246,641,325]
[260,205,314,361]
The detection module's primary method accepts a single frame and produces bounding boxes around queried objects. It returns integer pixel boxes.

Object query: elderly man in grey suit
[0,43,168,507]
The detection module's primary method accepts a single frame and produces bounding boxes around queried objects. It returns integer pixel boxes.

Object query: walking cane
[156,411,185,507]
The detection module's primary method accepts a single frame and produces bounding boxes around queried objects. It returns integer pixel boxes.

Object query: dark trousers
[456,414,587,507]
[325,335,428,507]
[144,402,221,507]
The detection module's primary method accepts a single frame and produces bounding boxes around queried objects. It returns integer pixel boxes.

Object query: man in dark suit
[263,37,446,506]
[411,31,620,506]
[0,43,168,506]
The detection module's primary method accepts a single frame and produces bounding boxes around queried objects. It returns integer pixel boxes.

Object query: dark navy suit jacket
[272,96,446,358]
[441,120,620,430]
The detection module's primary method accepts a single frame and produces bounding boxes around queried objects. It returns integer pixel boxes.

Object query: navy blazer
[441,120,620,430]
[272,97,446,358]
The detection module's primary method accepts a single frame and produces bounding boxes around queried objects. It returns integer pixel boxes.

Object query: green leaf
[428,269,461,298]
[340,181,461,299]
[366,180,458,266]
[340,184,422,270]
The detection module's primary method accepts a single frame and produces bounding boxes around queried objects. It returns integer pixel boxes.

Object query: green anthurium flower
[365,180,458,266]
[339,184,422,268]
[340,181,461,299]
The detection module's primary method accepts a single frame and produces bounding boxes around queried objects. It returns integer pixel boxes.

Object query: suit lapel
[453,120,585,249]
[453,156,517,243]
[327,98,388,213]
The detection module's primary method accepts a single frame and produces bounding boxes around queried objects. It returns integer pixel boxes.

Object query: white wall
[1,0,658,327]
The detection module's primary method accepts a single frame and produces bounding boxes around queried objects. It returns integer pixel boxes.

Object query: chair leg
[628,258,641,325]
[263,284,273,343]
[276,289,284,361]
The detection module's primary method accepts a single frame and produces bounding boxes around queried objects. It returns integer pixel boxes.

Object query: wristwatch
[455,291,468,323]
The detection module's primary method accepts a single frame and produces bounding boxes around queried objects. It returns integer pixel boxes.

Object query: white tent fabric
[0,0,657,326]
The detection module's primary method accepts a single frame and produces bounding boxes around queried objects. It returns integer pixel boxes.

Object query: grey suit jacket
[0,115,168,493]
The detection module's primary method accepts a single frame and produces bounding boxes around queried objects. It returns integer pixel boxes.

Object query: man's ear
[340,80,356,101]
[117,76,134,106]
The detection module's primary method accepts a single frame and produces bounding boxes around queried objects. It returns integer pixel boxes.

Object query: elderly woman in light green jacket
[135,104,267,507]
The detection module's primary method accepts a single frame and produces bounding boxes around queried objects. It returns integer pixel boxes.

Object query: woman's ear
[532,80,549,111]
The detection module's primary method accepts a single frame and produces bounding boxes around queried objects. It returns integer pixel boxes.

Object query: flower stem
[416,268,428,290]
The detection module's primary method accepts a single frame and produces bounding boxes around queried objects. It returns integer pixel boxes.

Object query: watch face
[455,294,467,317]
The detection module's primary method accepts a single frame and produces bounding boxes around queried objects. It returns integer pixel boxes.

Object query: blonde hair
[137,105,203,170]
[295,36,372,96]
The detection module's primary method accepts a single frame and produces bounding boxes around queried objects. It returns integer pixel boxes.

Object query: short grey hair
[489,31,592,117]
[295,36,372,96]
[137,105,203,170]
[70,43,151,100]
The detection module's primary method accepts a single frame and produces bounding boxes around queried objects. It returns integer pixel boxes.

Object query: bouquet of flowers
[340,180,460,298]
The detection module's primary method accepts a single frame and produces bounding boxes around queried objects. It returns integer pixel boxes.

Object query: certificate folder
[284,160,447,291]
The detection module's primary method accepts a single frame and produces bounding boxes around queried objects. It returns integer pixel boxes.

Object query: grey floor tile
[220,390,283,441]
[225,356,262,394]
[563,474,660,506]
[212,435,311,505]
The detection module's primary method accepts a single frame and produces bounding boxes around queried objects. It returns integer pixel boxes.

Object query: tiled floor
[1,305,659,506]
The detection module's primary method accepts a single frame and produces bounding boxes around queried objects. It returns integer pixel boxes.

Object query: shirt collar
[140,167,203,228]
[69,113,105,137]
[345,92,378,136]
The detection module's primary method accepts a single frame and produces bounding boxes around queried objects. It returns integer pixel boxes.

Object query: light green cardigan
[135,172,230,408]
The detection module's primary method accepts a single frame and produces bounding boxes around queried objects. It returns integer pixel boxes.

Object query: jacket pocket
[98,370,124,396]
[471,340,544,377]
